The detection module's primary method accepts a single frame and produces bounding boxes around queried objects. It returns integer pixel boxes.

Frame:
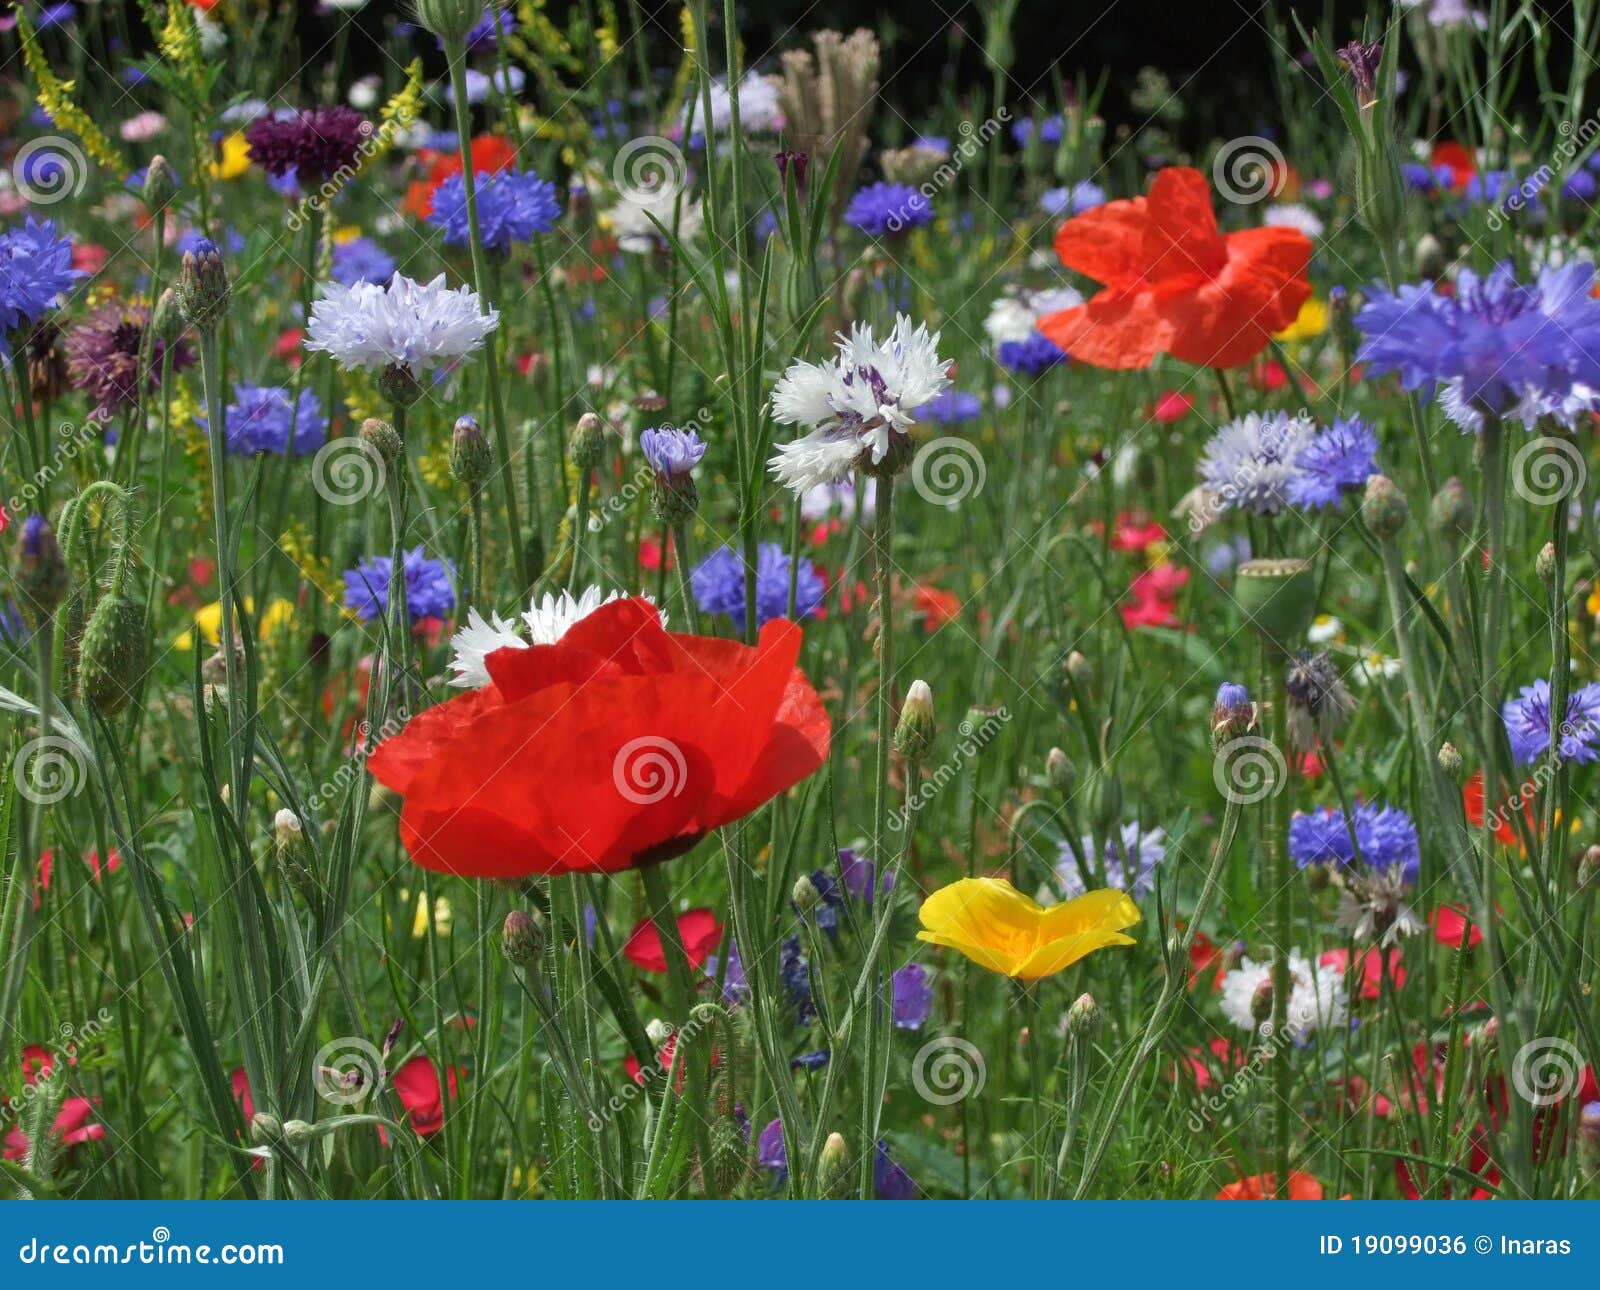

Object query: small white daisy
[1264,202,1325,240]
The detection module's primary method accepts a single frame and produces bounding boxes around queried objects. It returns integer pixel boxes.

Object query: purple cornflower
[65,301,194,417]
[704,939,748,1004]
[450,5,514,51]
[757,1118,787,1178]
[1011,114,1064,147]
[1288,802,1420,883]
[1356,261,1600,431]
[1502,678,1600,765]
[690,542,824,627]
[1198,410,1316,515]
[873,1142,915,1199]
[331,236,396,287]
[1286,417,1380,508]
[1057,822,1167,900]
[638,425,705,481]
[797,868,844,934]
[342,547,456,622]
[916,389,981,425]
[891,964,933,1030]
[217,384,326,456]
[427,168,562,254]
[0,218,83,347]
[996,330,1068,375]
[245,106,370,183]
[843,182,932,237]
[839,847,894,903]
[1402,162,1455,192]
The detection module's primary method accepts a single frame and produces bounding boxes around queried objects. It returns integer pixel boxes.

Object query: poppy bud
[176,236,229,329]
[1064,650,1093,686]
[14,515,69,625]
[1428,477,1473,544]
[450,414,492,490]
[1361,475,1409,541]
[501,909,545,967]
[250,1112,282,1144]
[378,361,422,410]
[78,591,148,717]
[1536,541,1558,585]
[1578,846,1600,892]
[143,154,178,211]
[282,1119,317,1145]
[572,411,606,471]
[893,679,936,764]
[415,0,482,45]
[274,807,304,855]
[360,416,403,469]
[710,1113,749,1193]
[1472,1016,1499,1057]
[1045,746,1075,792]
[1414,232,1448,281]
[1437,742,1463,781]
[645,1018,675,1048]
[819,1131,850,1195]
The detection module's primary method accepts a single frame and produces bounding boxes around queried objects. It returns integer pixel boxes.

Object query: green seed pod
[78,591,149,716]
[1361,475,1409,541]
[1234,557,1316,650]
[143,154,179,211]
[377,361,422,410]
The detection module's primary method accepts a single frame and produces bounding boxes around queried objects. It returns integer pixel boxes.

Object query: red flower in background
[404,136,515,218]
[1039,167,1312,370]
[623,908,723,973]
[1432,903,1485,950]
[1430,140,1477,189]
[913,584,961,631]
[1463,770,1537,848]
[1216,1171,1330,1199]
[1121,563,1189,629]
[1320,947,1404,1001]
[369,599,829,877]
[3,1049,103,1161]
[1151,390,1195,423]
[390,1056,459,1137]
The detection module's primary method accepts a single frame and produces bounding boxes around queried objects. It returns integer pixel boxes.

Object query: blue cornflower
[1286,417,1380,509]
[891,963,933,1030]
[1198,410,1316,515]
[779,936,813,1024]
[217,384,326,456]
[343,546,456,622]
[638,425,705,480]
[1502,678,1600,765]
[449,5,514,51]
[0,218,83,344]
[916,389,981,425]
[1356,261,1600,431]
[838,847,893,903]
[1216,682,1251,709]
[1563,169,1597,201]
[843,182,932,237]
[757,1118,787,1179]
[996,330,1068,375]
[37,4,77,29]
[790,1050,830,1071]
[1401,161,1455,192]
[331,236,396,287]
[1039,180,1106,216]
[1057,822,1167,900]
[690,542,824,627]
[1288,802,1420,882]
[177,227,245,256]
[873,1142,915,1199]
[1011,114,1063,146]
[704,939,748,1004]
[427,168,562,254]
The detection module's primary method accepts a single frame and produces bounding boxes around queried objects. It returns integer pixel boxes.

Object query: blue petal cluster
[220,384,327,456]
[1288,802,1420,883]
[997,330,1068,375]
[690,542,824,627]
[1286,417,1379,508]
[331,236,396,287]
[638,425,706,480]
[1502,678,1600,766]
[843,182,933,237]
[428,168,562,254]
[343,547,456,622]
[0,218,82,346]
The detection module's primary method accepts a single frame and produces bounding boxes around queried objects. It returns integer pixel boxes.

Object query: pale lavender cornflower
[1057,822,1167,900]
[1198,410,1317,515]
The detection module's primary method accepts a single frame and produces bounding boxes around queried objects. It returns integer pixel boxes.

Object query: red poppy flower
[1463,770,1537,848]
[368,599,830,877]
[1216,1171,1328,1199]
[390,1055,459,1137]
[1430,140,1476,190]
[4,1052,103,1163]
[623,1034,720,1089]
[1110,512,1168,551]
[623,908,723,973]
[913,584,961,631]
[403,136,515,218]
[1151,390,1196,423]
[231,1067,255,1121]
[1038,167,1312,370]
[1320,946,1404,1002]
[1431,903,1484,950]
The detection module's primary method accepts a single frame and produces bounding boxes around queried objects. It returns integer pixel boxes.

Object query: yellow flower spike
[917,878,1139,980]
[1273,296,1328,343]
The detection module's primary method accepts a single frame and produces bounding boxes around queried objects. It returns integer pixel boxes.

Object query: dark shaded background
[302,1,1381,142]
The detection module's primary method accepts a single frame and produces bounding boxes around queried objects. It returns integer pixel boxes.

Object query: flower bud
[1064,992,1101,1037]
[1579,845,1600,892]
[249,1112,282,1144]
[1428,477,1473,543]
[78,591,148,716]
[274,808,303,854]
[176,236,229,329]
[645,1017,675,1048]
[1536,541,1558,584]
[792,873,821,915]
[818,1130,850,1194]
[1438,741,1464,781]
[450,414,492,490]
[414,0,483,45]
[1250,978,1274,1026]
[893,679,936,763]
[14,515,69,625]
[1361,474,1409,540]
[1579,1102,1600,1162]
[151,287,185,344]
[142,154,179,211]
[1414,232,1448,281]
[359,416,403,469]
[282,1119,317,1145]
[501,908,545,967]
[1211,681,1256,747]
[1045,746,1075,792]
[572,411,606,471]
[1064,650,1093,686]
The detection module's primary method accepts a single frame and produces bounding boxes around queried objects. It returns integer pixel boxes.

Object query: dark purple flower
[245,106,370,184]
[873,1141,915,1199]
[839,847,894,903]
[65,301,194,418]
[1336,40,1383,102]
[891,963,933,1030]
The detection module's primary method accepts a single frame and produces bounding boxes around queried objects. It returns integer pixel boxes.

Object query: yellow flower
[211,133,252,181]
[917,878,1139,980]
[1274,296,1328,343]
[177,597,294,649]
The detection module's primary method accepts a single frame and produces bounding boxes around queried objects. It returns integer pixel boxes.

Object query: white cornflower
[768,314,951,494]
[305,273,499,374]
[1219,950,1346,1040]
[608,190,704,254]
[703,75,783,134]
[1264,202,1325,240]
[983,285,1082,345]
[447,589,655,688]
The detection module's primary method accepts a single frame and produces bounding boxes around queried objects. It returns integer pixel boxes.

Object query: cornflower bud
[176,236,229,329]
[894,679,936,764]
[450,414,492,490]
